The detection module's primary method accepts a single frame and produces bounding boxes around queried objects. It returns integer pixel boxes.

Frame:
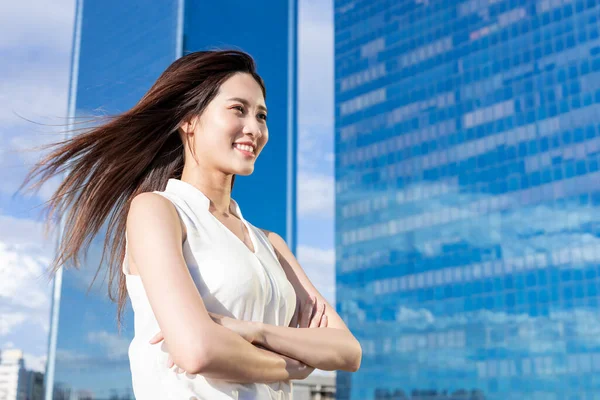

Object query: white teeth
[234,143,254,153]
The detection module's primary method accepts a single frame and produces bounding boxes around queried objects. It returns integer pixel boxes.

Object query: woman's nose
[242,118,263,138]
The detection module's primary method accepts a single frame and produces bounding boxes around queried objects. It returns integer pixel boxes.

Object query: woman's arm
[150,296,327,378]
[127,193,313,382]
[188,308,357,372]
[258,229,363,372]
[254,324,360,372]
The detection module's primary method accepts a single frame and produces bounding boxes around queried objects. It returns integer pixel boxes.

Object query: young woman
[21,50,361,399]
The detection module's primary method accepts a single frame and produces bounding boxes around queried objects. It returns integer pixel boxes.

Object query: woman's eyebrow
[227,97,267,113]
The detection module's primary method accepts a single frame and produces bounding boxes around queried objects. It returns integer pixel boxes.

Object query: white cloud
[298,126,334,172]
[297,245,335,305]
[298,0,334,128]
[0,214,55,249]
[297,245,334,266]
[0,0,73,363]
[0,0,74,200]
[0,239,53,312]
[0,313,28,336]
[297,0,335,175]
[0,0,74,53]
[0,215,54,363]
[0,68,71,200]
[0,74,71,130]
[297,172,334,217]
[23,352,47,373]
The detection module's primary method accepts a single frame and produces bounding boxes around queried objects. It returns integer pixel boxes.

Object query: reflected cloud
[87,330,129,360]
[55,348,129,371]
[337,176,600,391]
[339,179,600,276]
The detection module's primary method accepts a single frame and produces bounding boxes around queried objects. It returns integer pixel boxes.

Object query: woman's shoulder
[128,192,187,239]
[254,227,288,256]
[130,191,175,213]
[256,228,285,245]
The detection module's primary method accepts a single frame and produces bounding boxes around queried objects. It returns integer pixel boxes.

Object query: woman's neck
[180,169,233,215]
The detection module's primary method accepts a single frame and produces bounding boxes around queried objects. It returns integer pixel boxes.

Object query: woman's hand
[253,344,315,380]
[148,331,179,371]
[280,351,315,380]
[206,312,261,343]
[289,295,328,329]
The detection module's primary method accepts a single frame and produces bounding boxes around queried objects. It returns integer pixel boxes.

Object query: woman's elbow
[332,337,362,372]
[173,342,212,375]
[347,339,362,372]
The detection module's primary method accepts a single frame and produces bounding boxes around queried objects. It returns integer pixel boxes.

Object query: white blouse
[123,178,297,399]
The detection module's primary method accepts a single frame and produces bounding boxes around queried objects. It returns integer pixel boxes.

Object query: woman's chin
[235,166,255,176]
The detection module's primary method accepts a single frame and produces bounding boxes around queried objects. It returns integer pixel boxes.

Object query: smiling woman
[17,49,361,399]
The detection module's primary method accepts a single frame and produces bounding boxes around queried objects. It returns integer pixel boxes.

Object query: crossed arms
[126,193,362,383]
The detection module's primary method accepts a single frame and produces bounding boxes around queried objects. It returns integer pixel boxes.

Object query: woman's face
[181,72,269,176]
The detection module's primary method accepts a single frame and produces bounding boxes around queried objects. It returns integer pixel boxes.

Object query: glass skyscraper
[45,0,297,398]
[335,1,600,399]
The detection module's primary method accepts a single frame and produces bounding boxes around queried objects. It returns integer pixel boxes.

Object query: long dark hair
[18,50,267,327]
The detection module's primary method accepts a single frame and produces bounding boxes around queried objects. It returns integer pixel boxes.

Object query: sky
[0,0,334,374]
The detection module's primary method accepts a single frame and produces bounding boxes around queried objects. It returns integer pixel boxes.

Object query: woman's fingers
[150,331,175,369]
[289,298,300,327]
[297,295,329,328]
[151,332,185,374]
[149,331,164,344]
[299,296,316,328]
[320,313,328,328]
[310,302,326,328]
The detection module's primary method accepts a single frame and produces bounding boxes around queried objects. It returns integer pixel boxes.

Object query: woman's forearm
[254,324,362,372]
[192,322,312,383]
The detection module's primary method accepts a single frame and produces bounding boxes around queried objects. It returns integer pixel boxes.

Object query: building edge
[44,0,84,398]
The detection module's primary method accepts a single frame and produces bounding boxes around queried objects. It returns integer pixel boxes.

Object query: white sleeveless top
[122,178,297,399]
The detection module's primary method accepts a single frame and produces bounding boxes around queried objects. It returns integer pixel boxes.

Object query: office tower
[335,1,600,399]
[46,0,297,397]
[0,349,26,400]
[293,373,336,400]
[0,349,43,400]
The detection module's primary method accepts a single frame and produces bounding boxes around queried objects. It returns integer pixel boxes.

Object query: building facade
[335,1,600,399]
[0,349,26,400]
[293,373,336,400]
[0,349,43,400]
[46,0,298,398]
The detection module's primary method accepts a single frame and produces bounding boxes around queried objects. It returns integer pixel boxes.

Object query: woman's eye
[258,113,268,121]
[233,106,244,113]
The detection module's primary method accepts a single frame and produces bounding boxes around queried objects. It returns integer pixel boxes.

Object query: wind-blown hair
[18,50,266,327]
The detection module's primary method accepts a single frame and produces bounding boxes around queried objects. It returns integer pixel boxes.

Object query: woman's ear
[179,116,200,164]
[178,116,197,147]
[179,115,196,136]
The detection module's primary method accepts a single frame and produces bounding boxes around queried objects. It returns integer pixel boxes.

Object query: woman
[21,50,361,399]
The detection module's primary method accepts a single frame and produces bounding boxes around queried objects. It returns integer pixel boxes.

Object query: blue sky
[0,0,334,373]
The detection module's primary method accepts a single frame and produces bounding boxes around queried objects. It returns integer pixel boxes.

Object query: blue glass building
[45,0,297,398]
[335,1,600,399]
